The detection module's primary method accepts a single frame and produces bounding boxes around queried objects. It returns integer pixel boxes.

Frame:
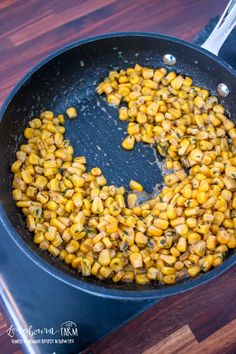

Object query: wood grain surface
[1,0,234,354]
[84,266,236,354]
[0,0,227,106]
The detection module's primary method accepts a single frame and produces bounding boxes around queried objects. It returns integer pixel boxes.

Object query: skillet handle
[201,0,236,56]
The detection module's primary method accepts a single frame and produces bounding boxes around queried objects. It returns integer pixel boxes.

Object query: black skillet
[0,1,236,300]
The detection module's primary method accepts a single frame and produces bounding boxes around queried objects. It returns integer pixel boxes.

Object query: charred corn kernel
[91,262,101,276]
[109,202,121,216]
[147,225,163,236]
[64,253,76,264]
[194,240,206,257]
[217,229,230,244]
[146,102,158,116]
[163,274,176,284]
[45,226,57,241]
[166,205,177,220]
[26,186,37,198]
[182,185,192,199]
[189,149,203,162]
[24,128,35,138]
[175,224,188,236]
[92,197,104,214]
[119,107,129,120]
[21,170,33,184]
[129,253,143,268]
[194,96,204,107]
[177,237,187,252]
[188,265,201,277]
[197,191,208,204]
[129,180,143,192]
[216,245,228,253]
[79,239,93,253]
[66,240,79,253]
[26,215,35,231]
[199,180,210,192]
[16,200,32,207]
[106,223,118,233]
[154,219,169,230]
[160,254,176,266]
[52,233,63,247]
[46,201,58,211]
[34,233,44,244]
[65,200,74,212]
[225,166,236,179]
[70,224,84,239]
[66,107,77,119]
[170,247,180,257]
[174,261,184,270]
[34,176,48,190]
[184,207,200,217]
[196,224,210,234]
[135,274,149,285]
[171,75,184,89]
[213,255,224,267]
[71,175,84,187]
[135,232,148,245]
[147,267,158,280]
[110,257,123,272]
[98,249,110,266]
[48,245,60,256]
[223,219,234,228]
[213,211,225,226]
[99,266,112,278]
[11,160,22,173]
[186,217,197,229]
[39,241,49,251]
[28,153,40,165]
[80,259,91,276]
[112,271,124,282]
[200,255,213,272]
[115,194,125,209]
[164,174,178,187]
[188,232,201,244]
[122,135,135,150]
[227,235,236,249]
[207,235,217,249]
[12,189,22,201]
[51,218,66,233]
[162,266,176,275]
[142,67,154,79]
[127,194,137,209]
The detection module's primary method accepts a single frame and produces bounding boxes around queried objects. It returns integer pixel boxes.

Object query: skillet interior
[0,33,236,298]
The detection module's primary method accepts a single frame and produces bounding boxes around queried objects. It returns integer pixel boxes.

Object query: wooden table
[1,1,236,353]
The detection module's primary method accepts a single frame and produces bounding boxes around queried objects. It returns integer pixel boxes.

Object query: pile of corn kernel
[11,65,236,285]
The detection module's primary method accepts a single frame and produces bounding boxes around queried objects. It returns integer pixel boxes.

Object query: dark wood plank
[0,0,227,105]
[84,266,236,354]
[0,305,22,354]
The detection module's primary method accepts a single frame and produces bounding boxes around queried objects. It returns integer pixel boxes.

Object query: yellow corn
[129,180,143,192]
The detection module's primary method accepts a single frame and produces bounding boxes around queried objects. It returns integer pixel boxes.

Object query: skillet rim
[0,31,236,300]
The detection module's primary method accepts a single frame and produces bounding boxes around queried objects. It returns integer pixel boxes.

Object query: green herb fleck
[147,240,154,249]
[118,51,126,63]
[84,227,96,235]
[120,241,129,251]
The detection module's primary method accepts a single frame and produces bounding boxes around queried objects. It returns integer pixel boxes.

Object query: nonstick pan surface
[0,33,236,300]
